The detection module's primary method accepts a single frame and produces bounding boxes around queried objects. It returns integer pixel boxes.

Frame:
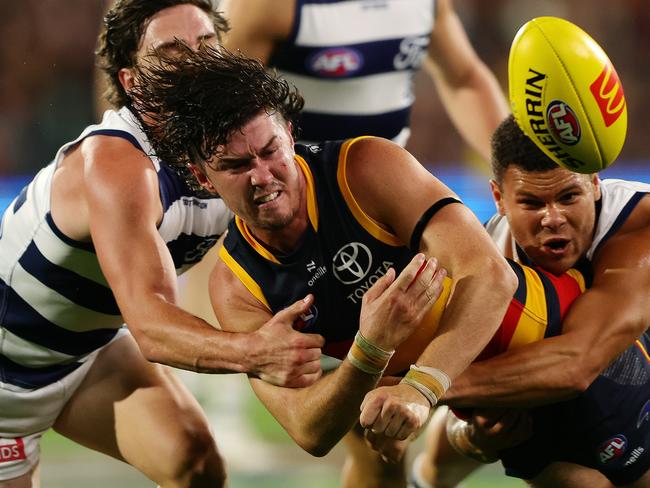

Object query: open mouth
[254,191,280,205]
[542,238,570,253]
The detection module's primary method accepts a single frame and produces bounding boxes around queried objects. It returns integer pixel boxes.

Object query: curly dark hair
[96,0,229,108]
[130,44,304,178]
[491,114,559,184]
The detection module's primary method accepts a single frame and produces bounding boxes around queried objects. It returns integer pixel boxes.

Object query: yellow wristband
[400,365,451,407]
[347,331,394,375]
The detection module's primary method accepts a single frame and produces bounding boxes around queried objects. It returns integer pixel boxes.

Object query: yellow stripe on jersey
[509,266,548,348]
[636,340,650,362]
[234,217,280,264]
[336,137,401,246]
[566,268,587,292]
[218,245,271,311]
[294,154,319,231]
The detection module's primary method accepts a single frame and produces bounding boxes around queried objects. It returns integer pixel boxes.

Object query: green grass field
[39,380,525,488]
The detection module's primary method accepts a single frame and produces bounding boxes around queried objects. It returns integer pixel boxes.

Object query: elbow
[293,434,335,458]
[493,257,518,297]
[128,327,162,364]
[482,256,518,310]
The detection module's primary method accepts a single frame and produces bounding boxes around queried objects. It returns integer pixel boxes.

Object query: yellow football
[508,16,627,173]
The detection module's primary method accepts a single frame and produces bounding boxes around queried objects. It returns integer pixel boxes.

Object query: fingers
[394,254,447,306]
[272,294,314,324]
[362,267,396,303]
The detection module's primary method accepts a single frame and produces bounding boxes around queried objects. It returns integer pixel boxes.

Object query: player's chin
[536,253,577,276]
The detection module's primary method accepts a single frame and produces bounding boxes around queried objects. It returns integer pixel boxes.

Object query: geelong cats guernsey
[269,0,435,145]
[220,137,585,374]
[0,107,232,389]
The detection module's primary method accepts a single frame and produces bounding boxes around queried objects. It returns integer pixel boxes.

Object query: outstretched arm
[82,136,322,386]
[425,0,509,163]
[446,223,650,408]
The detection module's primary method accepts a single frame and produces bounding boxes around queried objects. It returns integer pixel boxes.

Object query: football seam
[535,20,603,169]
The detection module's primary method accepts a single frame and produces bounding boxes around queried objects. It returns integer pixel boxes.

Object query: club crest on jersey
[332,242,373,285]
[637,399,650,429]
[0,438,26,463]
[308,47,362,77]
[598,435,627,464]
[293,305,318,331]
[547,100,581,146]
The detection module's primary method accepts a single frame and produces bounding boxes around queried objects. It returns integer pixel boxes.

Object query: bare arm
[424,0,508,162]
[220,0,294,63]
[446,223,650,408]
[348,138,517,381]
[211,252,446,456]
[348,137,515,448]
[82,136,321,384]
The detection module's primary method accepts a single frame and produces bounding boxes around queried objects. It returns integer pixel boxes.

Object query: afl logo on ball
[547,100,581,146]
[333,242,372,285]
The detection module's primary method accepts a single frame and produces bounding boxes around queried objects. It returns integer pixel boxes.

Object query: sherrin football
[509,16,627,173]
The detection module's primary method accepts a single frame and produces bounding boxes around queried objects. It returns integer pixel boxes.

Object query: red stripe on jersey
[539,270,583,319]
[477,299,525,361]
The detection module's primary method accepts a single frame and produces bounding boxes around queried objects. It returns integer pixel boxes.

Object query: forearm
[426,59,508,162]
[123,294,256,374]
[444,337,585,408]
[254,360,381,456]
[446,282,649,408]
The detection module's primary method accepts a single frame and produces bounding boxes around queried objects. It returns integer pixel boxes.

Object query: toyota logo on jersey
[332,242,373,285]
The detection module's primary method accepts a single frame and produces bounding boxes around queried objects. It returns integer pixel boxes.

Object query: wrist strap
[400,365,451,407]
[347,331,394,375]
[446,414,499,464]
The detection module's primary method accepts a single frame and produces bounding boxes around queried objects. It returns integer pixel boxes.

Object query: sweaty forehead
[503,166,590,195]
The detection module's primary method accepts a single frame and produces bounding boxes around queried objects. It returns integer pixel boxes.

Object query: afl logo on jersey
[547,100,581,146]
[598,435,627,464]
[308,47,362,77]
[293,305,319,331]
[333,242,373,284]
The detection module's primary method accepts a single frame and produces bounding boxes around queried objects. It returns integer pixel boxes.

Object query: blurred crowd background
[1,0,648,177]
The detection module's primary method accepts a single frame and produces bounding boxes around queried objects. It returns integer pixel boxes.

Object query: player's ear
[118,67,135,93]
[286,121,295,146]
[591,174,601,200]
[188,163,217,193]
[490,179,506,215]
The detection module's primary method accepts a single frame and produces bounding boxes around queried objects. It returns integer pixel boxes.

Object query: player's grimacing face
[492,166,600,275]
[203,112,303,231]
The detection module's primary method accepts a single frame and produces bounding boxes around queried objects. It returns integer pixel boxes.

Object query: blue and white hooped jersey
[270,0,435,146]
[0,107,232,390]
[485,178,650,262]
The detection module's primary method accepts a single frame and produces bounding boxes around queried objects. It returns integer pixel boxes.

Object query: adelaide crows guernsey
[0,107,232,390]
[269,0,434,145]
[220,137,585,374]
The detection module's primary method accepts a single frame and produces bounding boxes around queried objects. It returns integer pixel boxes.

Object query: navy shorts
[500,334,650,486]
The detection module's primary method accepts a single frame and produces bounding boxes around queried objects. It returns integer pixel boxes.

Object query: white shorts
[0,328,128,481]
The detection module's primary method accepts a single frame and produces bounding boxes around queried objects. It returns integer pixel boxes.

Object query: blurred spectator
[1,0,648,176]
[0,0,106,175]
